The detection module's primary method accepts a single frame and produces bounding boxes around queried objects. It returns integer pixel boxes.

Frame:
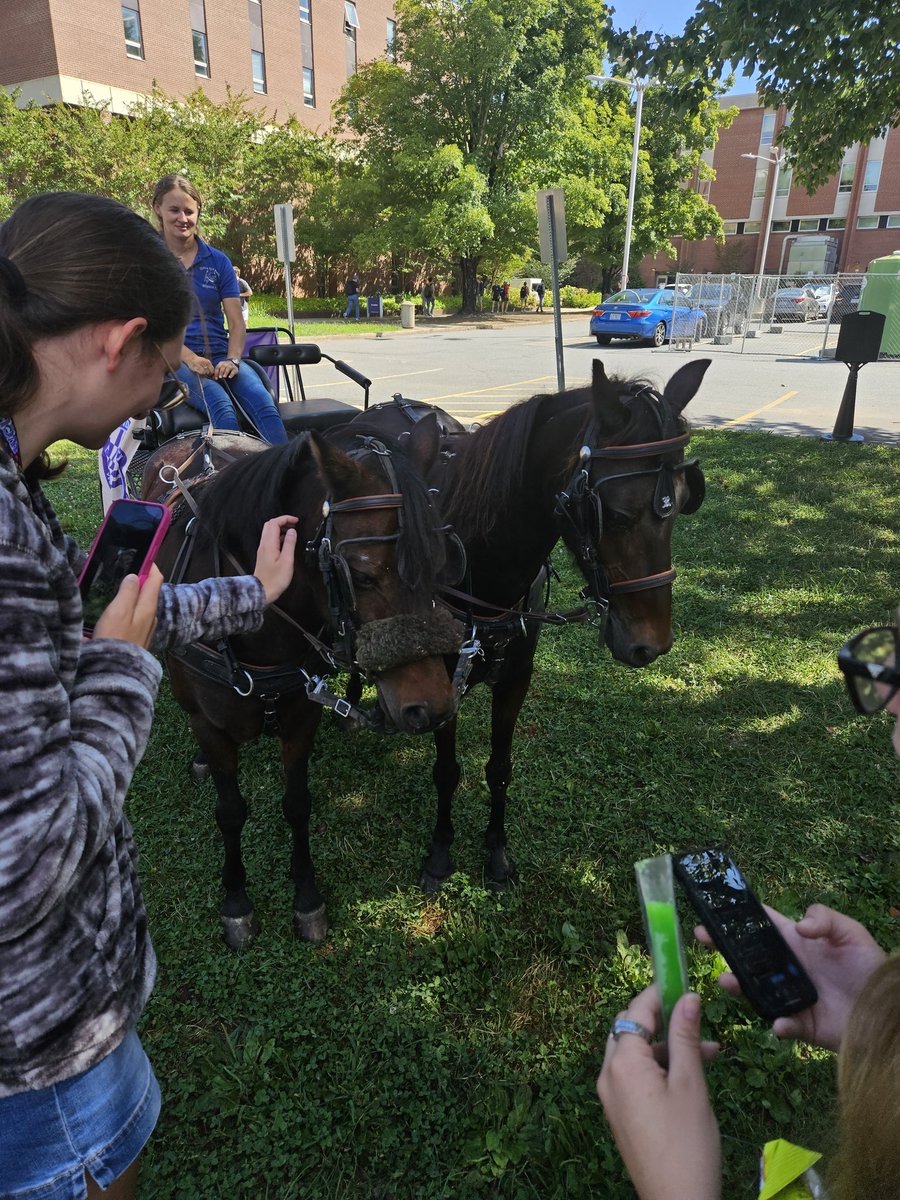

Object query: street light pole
[588,73,650,290]
[741,148,785,285]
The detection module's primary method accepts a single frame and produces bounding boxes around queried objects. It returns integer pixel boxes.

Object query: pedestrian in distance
[534,279,546,313]
[491,282,503,313]
[0,190,299,1200]
[475,277,486,311]
[519,281,530,310]
[235,267,253,324]
[422,278,435,317]
[151,174,287,444]
[501,280,510,313]
[342,272,361,320]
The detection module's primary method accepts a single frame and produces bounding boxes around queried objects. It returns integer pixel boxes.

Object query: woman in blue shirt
[151,175,287,444]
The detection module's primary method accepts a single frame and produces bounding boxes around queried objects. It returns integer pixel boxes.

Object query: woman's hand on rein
[253,516,299,605]
[186,353,214,377]
[92,566,163,648]
[213,359,240,381]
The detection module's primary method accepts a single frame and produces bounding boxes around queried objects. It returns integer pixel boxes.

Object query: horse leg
[421,717,461,893]
[190,718,259,951]
[280,703,328,943]
[483,645,536,888]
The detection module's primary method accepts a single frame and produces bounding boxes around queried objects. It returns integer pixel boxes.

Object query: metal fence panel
[670,272,899,360]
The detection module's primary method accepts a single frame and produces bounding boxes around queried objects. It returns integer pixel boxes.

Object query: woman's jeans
[177,361,288,444]
[343,295,361,318]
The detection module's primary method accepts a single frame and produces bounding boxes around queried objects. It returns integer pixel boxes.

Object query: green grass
[46,430,900,1198]
[248,292,401,337]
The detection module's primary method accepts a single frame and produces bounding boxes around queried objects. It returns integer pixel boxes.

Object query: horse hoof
[190,751,210,784]
[221,912,259,951]
[420,867,452,894]
[293,905,328,943]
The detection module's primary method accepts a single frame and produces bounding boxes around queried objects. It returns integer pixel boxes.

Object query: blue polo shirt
[183,238,240,360]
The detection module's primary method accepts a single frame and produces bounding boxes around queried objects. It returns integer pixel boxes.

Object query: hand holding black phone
[78,499,170,635]
[673,849,818,1021]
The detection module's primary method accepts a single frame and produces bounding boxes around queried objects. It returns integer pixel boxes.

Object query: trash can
[400,300,415,329]
[862,252,900,356]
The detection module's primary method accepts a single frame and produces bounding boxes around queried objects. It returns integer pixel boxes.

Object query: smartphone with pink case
[78,499,171,633]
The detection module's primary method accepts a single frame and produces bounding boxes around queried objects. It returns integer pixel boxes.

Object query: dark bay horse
[341,358,710,891]
[142,420,463,946]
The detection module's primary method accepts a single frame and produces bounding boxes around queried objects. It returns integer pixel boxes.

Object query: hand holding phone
[695,901,887,1050]
[674,850,818,1022]
[78,499,170,636]
[91,565,163,648]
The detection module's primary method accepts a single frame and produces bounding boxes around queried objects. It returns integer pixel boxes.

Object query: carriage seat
[247,343,364,435]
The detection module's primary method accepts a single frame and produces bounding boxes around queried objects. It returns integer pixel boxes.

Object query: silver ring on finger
[611,1017,653,1042]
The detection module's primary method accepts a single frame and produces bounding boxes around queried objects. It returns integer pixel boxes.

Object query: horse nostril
[400,703,431,733]
[630,644,658,667]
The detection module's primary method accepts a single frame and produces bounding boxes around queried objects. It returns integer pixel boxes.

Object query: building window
[752,168,768,199]
[743,220,761,234]
[345,1,359,75]
[864,160,882,192]
[856,215,879,229]
[722,220,738,235]
[775,165,792,196]
[838,162,855,193]
[826,218,847,230]
[771,220,791,233]
[760,112,776,146]
[300,0,311,21]
[303,66,315,106]
[251,49,267,92]
[797,218,820,232]
[122,4,144,58]
[386,18,397,61]
[193,30,210,76]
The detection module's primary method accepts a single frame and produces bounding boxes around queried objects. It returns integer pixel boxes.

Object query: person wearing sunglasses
[596,618,896,1200]
[0,192,298,1200]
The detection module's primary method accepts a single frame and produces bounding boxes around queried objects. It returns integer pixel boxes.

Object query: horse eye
[350,568,378,591]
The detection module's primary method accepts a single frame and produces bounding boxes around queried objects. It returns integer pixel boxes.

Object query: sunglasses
[153,343,190,409]
[837,624,900,714]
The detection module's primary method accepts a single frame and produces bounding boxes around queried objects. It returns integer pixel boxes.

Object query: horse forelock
[598,374,689,446]
[365,444,446,598]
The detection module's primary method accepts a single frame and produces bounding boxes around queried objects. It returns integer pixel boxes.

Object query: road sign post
[537,188,567,392]
[273,203,296,341]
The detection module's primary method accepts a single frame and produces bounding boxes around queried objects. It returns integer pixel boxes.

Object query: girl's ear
[103,318,150,371]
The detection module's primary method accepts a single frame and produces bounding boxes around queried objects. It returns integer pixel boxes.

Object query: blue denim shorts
[0,1030,161,1200]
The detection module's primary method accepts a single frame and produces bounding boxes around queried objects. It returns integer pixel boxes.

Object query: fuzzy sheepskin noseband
[354,609,465,674]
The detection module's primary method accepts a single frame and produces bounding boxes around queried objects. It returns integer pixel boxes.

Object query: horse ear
[591,358,629,434]
[308,430,363,497]
[661,359,711,415]
[405,411,440,477]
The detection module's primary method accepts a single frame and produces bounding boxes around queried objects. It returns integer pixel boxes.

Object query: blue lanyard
[0,417,21,467]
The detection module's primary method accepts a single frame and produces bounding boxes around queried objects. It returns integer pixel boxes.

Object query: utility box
[787,235,838,275]
[862,252,900,356]
[367,294,383,318]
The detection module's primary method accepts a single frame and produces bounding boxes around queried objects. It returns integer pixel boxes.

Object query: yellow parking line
[305,367,444,391]
[419,375,554,404]
[722,390,798,428]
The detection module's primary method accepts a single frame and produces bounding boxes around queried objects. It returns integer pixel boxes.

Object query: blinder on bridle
[554,384,705,611]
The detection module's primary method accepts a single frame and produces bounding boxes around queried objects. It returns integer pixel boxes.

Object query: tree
[335,0,608,312]
[610,1,900,189]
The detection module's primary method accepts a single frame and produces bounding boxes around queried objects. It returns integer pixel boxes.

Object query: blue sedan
[589,288,708,347]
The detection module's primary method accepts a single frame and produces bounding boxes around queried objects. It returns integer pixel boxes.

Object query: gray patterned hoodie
[0,450,266,1095]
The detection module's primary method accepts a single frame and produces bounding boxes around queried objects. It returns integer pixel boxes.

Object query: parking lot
[286,314,900,445]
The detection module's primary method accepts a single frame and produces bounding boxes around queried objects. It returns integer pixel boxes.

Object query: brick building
[1,0,397,127]
[643,92,900,281]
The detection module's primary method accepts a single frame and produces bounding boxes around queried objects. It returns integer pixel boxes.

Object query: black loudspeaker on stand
[823,310,885,443]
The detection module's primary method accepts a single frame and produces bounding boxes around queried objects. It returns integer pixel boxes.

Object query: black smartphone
[673,849,818,1021]
[78,499,171,634]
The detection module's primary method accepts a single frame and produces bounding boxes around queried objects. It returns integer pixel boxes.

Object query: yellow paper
[758,1139,823,1200]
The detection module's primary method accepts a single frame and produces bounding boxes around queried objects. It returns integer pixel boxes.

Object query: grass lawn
[47,429,900,1198]
[248,292,401,337]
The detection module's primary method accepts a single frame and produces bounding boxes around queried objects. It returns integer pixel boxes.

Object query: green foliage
[558,286,601,308]
[610,1,900,190]
[44,427,900,1197]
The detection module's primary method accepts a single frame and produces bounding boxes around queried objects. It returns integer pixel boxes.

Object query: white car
[813,284,834,318]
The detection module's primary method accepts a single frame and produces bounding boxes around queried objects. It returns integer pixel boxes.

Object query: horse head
[306,414,462,733]
[558,358,710,667]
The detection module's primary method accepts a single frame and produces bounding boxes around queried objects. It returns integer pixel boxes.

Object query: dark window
[386,18,397,61]
[122,5,144,58]
[345,1,359,76]
[303,66,315,107]
[193,30,210,76]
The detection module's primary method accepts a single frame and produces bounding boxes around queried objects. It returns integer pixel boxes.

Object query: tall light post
[588,73,651,290]
[741,147,786,285]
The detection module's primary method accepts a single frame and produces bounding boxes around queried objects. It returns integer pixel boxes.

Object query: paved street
[286,313,900,445]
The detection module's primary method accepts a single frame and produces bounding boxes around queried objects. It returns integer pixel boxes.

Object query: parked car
[765,287,820,322]
[589,288,708,347]
[832,279,865,323]
[682,281,743,335]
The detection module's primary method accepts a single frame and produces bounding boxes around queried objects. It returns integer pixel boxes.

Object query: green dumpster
[863,251,900,356]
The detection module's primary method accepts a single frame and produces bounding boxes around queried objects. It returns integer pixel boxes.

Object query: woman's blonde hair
[832,955,900,1200]
[150,174,204,218]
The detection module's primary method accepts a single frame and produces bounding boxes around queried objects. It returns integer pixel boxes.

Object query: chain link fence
[670,272,898,360]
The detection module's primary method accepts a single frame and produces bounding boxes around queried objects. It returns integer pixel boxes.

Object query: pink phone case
[78,499,172,592]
